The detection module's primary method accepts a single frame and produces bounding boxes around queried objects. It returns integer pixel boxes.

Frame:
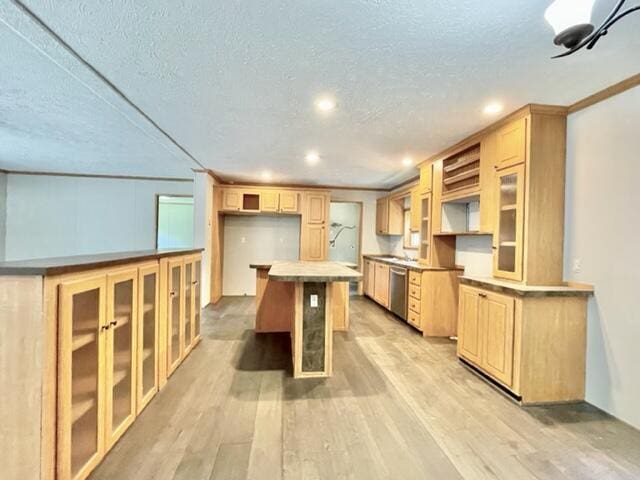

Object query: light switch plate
[310,294,318,308]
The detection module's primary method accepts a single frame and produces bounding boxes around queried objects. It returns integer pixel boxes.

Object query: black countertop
[0,248,204,276]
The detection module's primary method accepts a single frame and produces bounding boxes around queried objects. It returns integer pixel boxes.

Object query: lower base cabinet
[57,253,201,480]
[457,284,589,404]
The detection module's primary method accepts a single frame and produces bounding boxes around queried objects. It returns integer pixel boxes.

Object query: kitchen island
[250,261,361,378]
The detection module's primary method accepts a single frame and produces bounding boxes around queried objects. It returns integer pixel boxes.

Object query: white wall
[564,86,640,430]
[4,174,193,260]
[194,172,213,306]
[222,215,300,296]
[0,172,6,261]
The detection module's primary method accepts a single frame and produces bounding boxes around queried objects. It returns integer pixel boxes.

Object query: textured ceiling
[1,0,639,187]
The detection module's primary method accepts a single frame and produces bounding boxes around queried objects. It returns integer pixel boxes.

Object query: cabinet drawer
[408,309,421,330]
[408,296,421,314]
[409,284,421,300]
[409,271,422,287]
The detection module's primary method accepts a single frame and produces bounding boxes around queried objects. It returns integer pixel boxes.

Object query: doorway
[156,195,194,249]
[328,201,362,294]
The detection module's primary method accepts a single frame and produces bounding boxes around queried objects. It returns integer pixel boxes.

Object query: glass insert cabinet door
[58,276,107,480]
[419,193,431,263]
[183,261,193,353]
[493,164,525,281]
[105,269,138,448]
[138,264,159,413]
[168,258,183,374]
[194,259,201,339]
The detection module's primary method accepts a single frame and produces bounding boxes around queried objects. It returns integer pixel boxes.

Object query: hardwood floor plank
[88,296,640,480]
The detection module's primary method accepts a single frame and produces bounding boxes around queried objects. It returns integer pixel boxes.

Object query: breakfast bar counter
[250,261,361,378]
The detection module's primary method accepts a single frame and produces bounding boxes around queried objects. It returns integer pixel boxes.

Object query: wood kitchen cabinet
[166,258,183,376]
[279,191,299,213]
[2,249,202,480]
[259,189,300,214]
[105,269,138,450]
[137,264,159,414]
[300,191,330,260]
[373,262,390,308]
[457,281,591,404]
[58,276,107,480]
[496,117,527,170]
[221,188,242,211]
[376,196,403,235]
[493,164,525,281]
[419,163,433,193]
[260,190,279,212]
[363,259,375,297]
[410,186,421,232]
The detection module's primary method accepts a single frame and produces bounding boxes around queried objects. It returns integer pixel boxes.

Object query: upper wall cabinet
[496,117,527,170]
[441,145,481,201]
[220,188,300,214]
[419,163,433,193]
[376,196,403,235]
[410,187,421,232]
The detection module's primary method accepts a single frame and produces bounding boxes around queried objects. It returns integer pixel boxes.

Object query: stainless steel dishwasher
[389,266,408,320]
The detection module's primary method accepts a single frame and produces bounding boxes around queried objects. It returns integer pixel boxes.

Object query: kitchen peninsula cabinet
[457,279,593,404]
[0,248,202,480]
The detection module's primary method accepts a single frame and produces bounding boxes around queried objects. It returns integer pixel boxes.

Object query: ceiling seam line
[10,0,206,171]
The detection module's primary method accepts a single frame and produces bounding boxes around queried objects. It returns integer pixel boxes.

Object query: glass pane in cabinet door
[71,288,100,477]
[498,173,518,272]
[142,273,157,396]
[170,266,181,364]
[184,263,192,349]
[112,280,133,431]
[194,261,201,337]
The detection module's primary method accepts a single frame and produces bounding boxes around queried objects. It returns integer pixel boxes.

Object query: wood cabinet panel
[410,187,421,232]
[376,198,388,234]
[373,263,390,308]
[496,117,527,170]
[260,190,279,213]
[279,191,299,213]
[364,260,375,297]
[409,270,421,287]
[482,292,515,387]
[137,264,159,415]
[408,283,421,300]
[419,163,433,193]
[306,193,328,224]
[408,296,420,314]
[457,285,483,366]
[221,189,241,211]
[301,225,326,261]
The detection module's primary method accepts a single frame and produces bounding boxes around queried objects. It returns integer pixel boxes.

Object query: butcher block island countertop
[249,261,361,378]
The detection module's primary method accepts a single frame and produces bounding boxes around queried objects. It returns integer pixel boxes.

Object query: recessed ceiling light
[402,156,414,167]
[315,96,336,113]
[305,151,320,165]
[261,171,272,181]
[483,101,504,115]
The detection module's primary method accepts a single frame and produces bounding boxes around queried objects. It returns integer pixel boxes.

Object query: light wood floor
[90,296,640,480]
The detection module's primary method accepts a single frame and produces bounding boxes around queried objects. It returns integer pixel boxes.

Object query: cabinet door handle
[192,280,198,285]
[110,320,118,327]
[492,246,497,250]
[101,324,110,331]
[478,293,487,298]
[170,291,176,297]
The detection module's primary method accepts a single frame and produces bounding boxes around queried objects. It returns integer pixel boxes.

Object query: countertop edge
[459,276,595,297]
[0,248,204,277]
[362,254,464,272]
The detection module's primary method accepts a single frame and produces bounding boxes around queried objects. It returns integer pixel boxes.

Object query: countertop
[250,260,358,269]
[459,275,594,297]
[255,261,362,282]
[0,248,204,276]
[362,254,464,272]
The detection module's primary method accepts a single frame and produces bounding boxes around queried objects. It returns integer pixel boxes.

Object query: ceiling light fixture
[545,0,639,57]
[402,156,414,167]
[483,101,504,115]
[315,96,336,113]
[261,171,272,181]
[305,151,320,165]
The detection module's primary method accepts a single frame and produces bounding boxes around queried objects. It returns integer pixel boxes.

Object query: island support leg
[292,281,333,378]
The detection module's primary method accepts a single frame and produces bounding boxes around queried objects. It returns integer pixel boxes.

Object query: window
[403,202,419,249]
[156,195,194,249]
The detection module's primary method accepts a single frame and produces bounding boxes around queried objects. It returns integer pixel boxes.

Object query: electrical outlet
[572,258,582,274]
[310,294,318,308]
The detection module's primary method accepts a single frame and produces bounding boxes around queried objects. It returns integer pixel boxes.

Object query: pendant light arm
[552,0,638,57]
